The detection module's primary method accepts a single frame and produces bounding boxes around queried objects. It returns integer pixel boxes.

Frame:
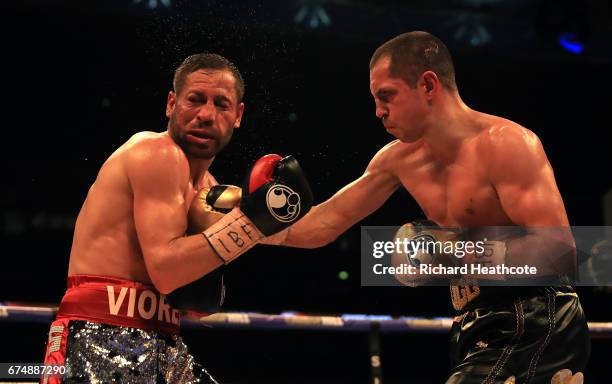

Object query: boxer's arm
[127,141,223,294]
[283,144,401,248]
[484,125,575,275]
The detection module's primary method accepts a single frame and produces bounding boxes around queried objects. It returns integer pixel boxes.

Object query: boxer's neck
[421,93,480,164]
[188,157,213,187]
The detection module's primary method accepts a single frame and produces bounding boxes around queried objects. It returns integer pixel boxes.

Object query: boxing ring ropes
[3,303,611,336]
[2,303,611,382]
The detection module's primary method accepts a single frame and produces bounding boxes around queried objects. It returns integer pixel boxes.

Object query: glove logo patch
[266,185,301,223]
[406,234,436,267]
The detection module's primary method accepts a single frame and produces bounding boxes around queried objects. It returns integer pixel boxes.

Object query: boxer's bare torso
[68,131,216,284]
[379,116,566,228]
[285,115,568,247]
[284,57,569,248]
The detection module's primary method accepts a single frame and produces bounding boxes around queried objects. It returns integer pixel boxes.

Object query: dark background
[2,0,611,382]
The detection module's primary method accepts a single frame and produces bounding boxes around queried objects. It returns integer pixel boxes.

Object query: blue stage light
[559,32,584,54]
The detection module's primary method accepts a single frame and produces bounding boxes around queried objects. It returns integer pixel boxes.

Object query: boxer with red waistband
[41,53,313,384]
[56,276,180,334]
[42,276,184,384]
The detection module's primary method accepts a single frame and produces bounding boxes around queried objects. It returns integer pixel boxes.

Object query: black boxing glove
[240,154,313,235]
[203,154,313,264]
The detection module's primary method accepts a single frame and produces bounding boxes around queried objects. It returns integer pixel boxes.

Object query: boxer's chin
[184,142,217,159]
[397,129,422,143]
[186,136,233,159]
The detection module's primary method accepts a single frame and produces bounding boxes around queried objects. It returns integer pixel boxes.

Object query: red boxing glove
[247,154,282,193]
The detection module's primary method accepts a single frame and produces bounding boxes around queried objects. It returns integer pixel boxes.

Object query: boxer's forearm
[505,228,576,276]
[464,228,576,280]
[145,234,224,294]
[282,173,399,248]
[282,204,346,248]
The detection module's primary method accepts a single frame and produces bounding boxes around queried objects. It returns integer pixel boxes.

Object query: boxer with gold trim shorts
[276,31,591,381]
[393,221,590,383]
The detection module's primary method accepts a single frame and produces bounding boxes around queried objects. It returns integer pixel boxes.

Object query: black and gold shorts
[447,286,590,384]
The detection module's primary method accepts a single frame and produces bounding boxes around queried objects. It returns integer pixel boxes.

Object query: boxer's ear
[234,102,244,129]
[420,71,439,101]
[166,91,176,118]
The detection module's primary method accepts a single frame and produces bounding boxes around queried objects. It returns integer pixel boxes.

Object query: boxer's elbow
[144,250,181,295]
[148,269,176,295]
[155,283,175,296]
[150,274,180,295]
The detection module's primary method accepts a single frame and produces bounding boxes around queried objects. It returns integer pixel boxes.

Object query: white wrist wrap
[203,207,264,264]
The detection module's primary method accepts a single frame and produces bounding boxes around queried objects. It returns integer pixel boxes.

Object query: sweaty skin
[68,69,244,294]
[284,57,574,274]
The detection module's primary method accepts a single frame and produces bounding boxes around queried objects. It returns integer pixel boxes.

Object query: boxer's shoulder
[121,132,190,185]
[476,120,547,181]
[476,120,540,159]
[125,131,182,154]
[371,139,419,168]
[371,139,431,179]
[477,117,538,150]
[123,132,187,166]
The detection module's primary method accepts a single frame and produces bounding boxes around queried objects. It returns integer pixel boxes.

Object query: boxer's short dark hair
[370,31,457,91]
[173,53,245,101]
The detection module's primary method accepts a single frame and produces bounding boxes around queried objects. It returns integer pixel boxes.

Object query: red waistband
[57,274,180,334]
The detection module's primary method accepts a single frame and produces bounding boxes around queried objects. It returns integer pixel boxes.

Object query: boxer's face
[370,57,428,143]
[166,69,244,159]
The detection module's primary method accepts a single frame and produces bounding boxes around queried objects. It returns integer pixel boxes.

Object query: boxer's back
[68,132,173,283]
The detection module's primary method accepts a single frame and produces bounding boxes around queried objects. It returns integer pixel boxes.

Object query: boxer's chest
[397,148,512,226]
